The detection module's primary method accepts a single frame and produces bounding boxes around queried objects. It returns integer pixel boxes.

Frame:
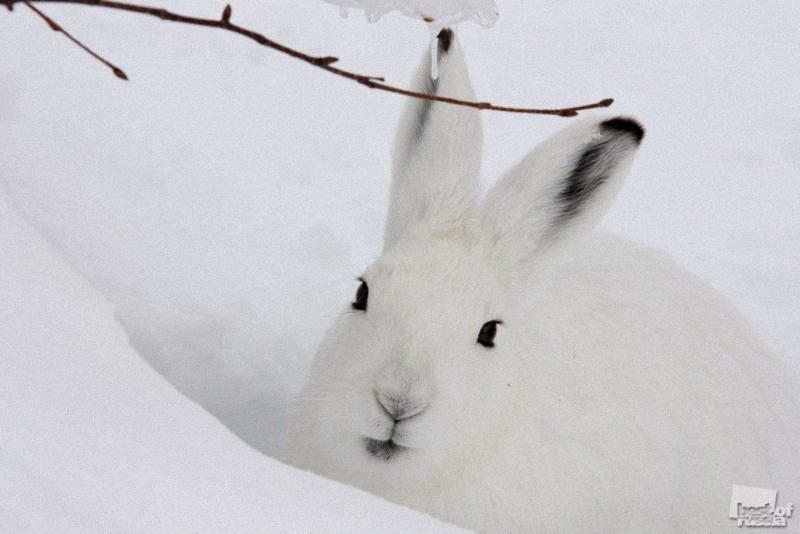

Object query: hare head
[289,24,642,506]
[287,29,797,534]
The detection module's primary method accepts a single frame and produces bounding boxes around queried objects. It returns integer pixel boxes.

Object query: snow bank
[0,189,468,532]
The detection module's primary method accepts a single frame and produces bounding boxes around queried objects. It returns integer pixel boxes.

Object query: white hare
[287,30,799,533]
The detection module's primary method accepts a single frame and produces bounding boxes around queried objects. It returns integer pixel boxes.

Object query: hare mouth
[365,438,404,461]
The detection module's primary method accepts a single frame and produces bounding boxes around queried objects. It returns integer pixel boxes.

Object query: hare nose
[375,389,427,422]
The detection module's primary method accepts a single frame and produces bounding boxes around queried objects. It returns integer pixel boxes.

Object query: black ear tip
[600,117,645,144]
[437,28,453,53]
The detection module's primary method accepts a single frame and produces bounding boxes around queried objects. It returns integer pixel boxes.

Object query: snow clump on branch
[327,0,499,29]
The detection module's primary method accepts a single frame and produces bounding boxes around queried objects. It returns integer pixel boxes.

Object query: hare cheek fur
[286,30,800,533]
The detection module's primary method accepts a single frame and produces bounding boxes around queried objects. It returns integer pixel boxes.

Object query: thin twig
[22,1,127,80]
[5,0,614,116]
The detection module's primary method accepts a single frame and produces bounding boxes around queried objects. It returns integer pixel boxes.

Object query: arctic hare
[287,30,799,533]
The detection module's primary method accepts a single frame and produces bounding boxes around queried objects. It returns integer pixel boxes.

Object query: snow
[326,0,498,78]
[0,0,798,531]
[327,0,498,28]
[0,182,468,532]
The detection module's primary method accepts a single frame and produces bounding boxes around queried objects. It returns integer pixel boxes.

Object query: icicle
[429,26,440,80]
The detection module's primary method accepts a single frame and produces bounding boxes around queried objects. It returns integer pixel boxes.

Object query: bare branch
[6,0,614,116]
[23,1,128,79]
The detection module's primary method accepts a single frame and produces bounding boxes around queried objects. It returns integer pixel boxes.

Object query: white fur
[287,32,799,533]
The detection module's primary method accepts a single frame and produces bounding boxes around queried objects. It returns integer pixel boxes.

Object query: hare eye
[477,320,502,348]
[352,279,368,311]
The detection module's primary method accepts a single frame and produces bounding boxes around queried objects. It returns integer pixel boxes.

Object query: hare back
[486,233,800,532]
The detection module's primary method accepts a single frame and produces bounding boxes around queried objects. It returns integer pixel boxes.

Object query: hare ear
[481,117,645,276]
[383,29,482,251]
